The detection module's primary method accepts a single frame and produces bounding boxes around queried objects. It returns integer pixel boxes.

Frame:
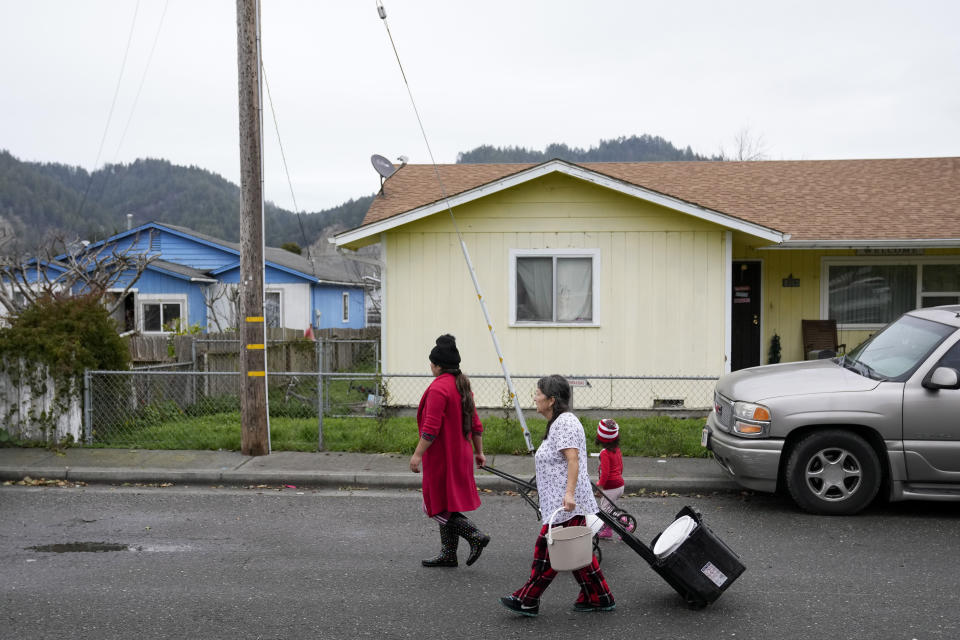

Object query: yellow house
[333,158,960,408]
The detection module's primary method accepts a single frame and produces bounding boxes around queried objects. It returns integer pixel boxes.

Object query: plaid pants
[512,515,614,607]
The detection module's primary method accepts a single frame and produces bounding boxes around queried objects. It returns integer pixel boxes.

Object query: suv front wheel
[784,430,881,515]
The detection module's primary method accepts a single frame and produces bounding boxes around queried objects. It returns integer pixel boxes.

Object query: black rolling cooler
[481,464,745,609]
[597,505,745,608]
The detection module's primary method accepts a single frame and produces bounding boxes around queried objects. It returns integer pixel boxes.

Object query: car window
[936,339,960,370]
[850,314,955,381]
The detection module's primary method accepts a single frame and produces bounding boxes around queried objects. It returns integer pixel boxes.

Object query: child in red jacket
[595,419,624,540]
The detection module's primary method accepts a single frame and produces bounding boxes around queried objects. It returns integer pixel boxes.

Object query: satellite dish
[371,154,397,180]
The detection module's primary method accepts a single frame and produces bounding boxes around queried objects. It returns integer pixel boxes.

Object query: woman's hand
[410,436,431,473]
[475,451,486,468]
[563,492,576,512]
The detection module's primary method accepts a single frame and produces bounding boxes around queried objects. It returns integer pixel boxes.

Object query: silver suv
[703,305,960,515]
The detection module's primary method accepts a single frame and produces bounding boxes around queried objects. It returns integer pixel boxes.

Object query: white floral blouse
[534,411,599,525]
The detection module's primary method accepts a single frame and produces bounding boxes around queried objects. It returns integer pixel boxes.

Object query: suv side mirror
[923,366,960,390]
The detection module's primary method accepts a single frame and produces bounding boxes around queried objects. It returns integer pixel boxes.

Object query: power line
[95,0,171,211]
[77,0,141,219]
[261,61,311,259]
[110,0,170,164]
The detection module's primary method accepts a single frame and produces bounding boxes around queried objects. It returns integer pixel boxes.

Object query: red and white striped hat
[597,419,619,442]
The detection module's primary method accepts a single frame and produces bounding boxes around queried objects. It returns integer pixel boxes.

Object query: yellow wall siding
[734,243,960,362]
[384,175,730,401]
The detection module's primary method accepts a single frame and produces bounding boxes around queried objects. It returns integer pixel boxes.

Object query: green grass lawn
[92,412,710,457]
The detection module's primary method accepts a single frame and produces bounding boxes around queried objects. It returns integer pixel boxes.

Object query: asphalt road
[1,485,958,640]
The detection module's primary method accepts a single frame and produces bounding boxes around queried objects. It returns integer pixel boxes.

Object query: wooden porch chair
[801,319,846,360]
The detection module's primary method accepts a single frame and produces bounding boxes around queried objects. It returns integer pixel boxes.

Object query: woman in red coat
[409,334,490,568]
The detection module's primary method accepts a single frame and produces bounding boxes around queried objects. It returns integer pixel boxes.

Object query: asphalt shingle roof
[360,158,960,242]
[161,223,365,284]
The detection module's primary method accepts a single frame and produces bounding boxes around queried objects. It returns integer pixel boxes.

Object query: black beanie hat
[429,334,461,368]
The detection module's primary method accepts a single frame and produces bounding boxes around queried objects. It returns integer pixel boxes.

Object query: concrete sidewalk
[0,447,739,493]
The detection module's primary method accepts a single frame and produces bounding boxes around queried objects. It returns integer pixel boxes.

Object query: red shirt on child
[598,447,624,490]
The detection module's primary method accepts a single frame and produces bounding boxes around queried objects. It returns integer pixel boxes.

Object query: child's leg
[598,485,624,513]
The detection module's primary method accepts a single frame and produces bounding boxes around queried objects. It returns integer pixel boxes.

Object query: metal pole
[459,241,534,452]
[83,369,93,445]
[316,338,324,450]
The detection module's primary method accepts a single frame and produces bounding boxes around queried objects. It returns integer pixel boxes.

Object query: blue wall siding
[132,270,207,329]
[102,228,236,270]
[155,232,236,270]
[312,285,365,329]
[216,265,310,284]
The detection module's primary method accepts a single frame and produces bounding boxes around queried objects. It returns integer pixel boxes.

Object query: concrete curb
[0,465,741,494]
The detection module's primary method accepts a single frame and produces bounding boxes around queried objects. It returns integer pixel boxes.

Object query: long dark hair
[537,374,571,441]
[440,367,476,439]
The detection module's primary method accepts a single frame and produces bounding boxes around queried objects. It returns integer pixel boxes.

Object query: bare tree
[0,229,158,318]
[718,126,769,161]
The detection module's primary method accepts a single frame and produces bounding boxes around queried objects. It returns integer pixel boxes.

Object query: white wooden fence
[0,361,81,444]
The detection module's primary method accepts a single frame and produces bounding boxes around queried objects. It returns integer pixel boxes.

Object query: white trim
[341,291,350,323]
[765,239,960,250]
[508,248,601,327]
[820,255,960,329]
[139,294,188,334]
[724,231,732,374]
[380,234,388,371]
[333,160,786,246]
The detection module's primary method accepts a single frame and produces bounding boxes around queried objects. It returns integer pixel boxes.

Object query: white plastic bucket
[545,507,595,571]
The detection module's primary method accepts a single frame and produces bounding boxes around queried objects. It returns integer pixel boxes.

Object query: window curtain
[557,258,592,322]
[516,257,553,321]
[828,265,916,324]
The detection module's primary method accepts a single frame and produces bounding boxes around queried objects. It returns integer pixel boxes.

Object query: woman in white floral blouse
[500,375,615,617]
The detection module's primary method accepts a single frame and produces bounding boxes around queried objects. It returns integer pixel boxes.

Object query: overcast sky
[3,0,959,214]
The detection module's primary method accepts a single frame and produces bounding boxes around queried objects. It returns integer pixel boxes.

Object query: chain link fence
[84,369,717,449]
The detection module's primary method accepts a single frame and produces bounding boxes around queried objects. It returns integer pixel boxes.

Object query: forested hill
[457,134,711,163]
[0,151,374,253]
[1,133,711,253]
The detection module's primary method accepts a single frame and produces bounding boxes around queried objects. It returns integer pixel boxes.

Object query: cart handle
[480,464,536,491]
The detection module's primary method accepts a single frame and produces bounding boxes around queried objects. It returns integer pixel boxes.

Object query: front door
[731,261,761,371]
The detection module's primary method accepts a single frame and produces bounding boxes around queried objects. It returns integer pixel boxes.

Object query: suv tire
[784,430,881,515]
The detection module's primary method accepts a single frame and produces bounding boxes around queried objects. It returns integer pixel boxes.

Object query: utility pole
[236,0,269,455]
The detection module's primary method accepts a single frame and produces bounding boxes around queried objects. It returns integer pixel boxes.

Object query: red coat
[417,373,483,517]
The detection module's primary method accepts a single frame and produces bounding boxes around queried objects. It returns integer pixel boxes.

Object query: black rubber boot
[421,522,458,567]
[449,514,490,566]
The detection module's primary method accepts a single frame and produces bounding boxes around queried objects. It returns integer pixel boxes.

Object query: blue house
[82,222,367,334]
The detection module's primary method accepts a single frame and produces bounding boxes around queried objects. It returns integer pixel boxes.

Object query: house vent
[653,398,685,409]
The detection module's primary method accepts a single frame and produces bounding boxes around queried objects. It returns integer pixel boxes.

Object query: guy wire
[375,0,534,452]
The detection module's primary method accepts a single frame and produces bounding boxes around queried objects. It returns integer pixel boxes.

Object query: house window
[265,291,281,329]
[510,249,599,325]
[826,260,960,327]
[142,302,182,332]
[920,264,960,308]
[342,292,350,323]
